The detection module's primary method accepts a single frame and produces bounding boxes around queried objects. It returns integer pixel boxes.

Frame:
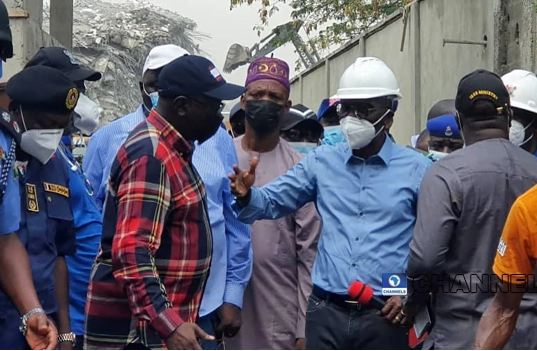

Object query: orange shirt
[493,184,537,283]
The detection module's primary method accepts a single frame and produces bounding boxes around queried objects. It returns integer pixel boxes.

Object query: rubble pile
[43,0,208,124]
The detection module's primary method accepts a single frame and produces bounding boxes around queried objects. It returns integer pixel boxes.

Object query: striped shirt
[84,110,213,349]
[83,105,146,211]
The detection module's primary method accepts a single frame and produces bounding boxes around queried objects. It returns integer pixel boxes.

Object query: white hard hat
[501,69,537,114]
[333,57,402,101]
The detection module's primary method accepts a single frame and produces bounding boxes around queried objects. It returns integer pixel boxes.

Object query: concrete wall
[289,0,533,145]
[2,0,65,82]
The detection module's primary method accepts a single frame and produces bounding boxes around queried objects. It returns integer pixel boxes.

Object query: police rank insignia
[66,88,79,110]
[444,126,453,137]
[1,111,10,123]
[26,183,39,212]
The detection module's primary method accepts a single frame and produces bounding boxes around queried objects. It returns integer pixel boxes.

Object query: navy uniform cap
[6,66,79,113]
[426,114,461,139]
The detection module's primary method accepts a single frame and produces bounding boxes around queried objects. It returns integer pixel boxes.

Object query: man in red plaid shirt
[84,55,246,350]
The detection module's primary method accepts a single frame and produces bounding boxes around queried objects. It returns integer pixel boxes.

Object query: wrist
[236,189,252,207]
[19,308,46,336]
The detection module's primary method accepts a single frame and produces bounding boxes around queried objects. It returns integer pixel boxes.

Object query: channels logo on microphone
[381,273,407,296]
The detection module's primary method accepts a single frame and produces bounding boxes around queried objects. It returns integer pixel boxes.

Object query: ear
[240,95,246,110]
[284,100,292,113]
[455,111,463,131]
[384,112,394,130]
[173,97,188,116]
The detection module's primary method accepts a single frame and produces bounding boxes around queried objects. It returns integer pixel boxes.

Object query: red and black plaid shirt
[84,111,213,349]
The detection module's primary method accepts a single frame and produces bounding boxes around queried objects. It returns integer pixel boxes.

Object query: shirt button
[359,211,364,216]
[352,263,356,267]
[361,186,366,190]
[355,237,359,241]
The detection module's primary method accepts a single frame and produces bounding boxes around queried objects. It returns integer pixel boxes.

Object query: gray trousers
[305,293,412,350]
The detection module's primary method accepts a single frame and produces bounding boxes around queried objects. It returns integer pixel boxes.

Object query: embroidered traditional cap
[426,114,461,139]
[6,65,79,113]
[245,56,290,90]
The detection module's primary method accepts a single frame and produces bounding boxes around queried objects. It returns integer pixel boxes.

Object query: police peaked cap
[6,66,79,114]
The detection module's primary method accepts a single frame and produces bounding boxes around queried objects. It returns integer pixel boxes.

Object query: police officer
[425,114,463,161]
[0,1,59,350]
[27,47,104,348]
[0,65,78,349]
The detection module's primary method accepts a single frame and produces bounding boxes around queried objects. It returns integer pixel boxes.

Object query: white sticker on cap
[210,67,222,79]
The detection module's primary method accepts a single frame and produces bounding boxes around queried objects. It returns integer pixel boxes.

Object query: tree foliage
[230,0,410,55]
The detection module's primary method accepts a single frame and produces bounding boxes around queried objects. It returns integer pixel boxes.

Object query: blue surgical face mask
[321,125,346,146]
[143,84,159,108]
[149,92,159,108]
[290,141,317,155]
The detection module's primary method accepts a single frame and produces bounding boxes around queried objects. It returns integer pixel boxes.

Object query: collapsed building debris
[43,0,208,124]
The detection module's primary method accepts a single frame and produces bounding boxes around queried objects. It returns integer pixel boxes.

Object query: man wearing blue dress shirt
[229,57,432,350]
[83,46,252,350]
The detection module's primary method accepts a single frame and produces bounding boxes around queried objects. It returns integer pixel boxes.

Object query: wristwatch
[19,308,46,336]
[58,332,76,347]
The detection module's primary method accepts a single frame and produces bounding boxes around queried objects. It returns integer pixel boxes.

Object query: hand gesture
[26,313,58,350]
[229,157,259,198]
[166,322,214,350]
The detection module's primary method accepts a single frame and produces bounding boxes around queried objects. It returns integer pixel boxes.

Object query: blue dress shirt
[83,107,252,316]
[195,127,252,316]
[58,146,102,337]
[233,136,432,295]
[83,105,146,211]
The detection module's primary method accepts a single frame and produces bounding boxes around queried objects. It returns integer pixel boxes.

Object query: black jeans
[305,293,412,350]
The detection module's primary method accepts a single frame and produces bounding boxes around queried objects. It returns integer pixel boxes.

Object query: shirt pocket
[44,190,76,256]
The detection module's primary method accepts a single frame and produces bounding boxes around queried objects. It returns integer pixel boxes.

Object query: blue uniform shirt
[58,146,102,337]
[0,129,19,235]
[233,136,432,294]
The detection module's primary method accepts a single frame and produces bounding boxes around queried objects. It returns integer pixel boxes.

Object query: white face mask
[428,149,449,162]
[73,93,101,135]
[19,107,63,164]
[339,110,388,150]
[509,119,533,146]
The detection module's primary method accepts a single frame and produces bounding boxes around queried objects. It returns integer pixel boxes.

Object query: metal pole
[443,39,487,48]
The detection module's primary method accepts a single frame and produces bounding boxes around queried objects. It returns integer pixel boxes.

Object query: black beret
[6,65,79,114]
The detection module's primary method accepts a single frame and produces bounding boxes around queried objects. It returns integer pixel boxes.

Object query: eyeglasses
[337,103,381,118]
[283,128,322,143]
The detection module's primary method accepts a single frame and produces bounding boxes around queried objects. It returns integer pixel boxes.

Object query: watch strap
[58,332,76,347]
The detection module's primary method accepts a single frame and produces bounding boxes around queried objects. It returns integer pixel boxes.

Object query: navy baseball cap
[158,55,245,101]
[25,47,102,82]
[456,69,510,116]
[7,66,79,113]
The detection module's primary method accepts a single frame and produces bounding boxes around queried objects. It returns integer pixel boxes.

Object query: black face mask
[245,100,284,134]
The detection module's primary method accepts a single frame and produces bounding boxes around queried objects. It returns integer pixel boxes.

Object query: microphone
[347,281,386,311]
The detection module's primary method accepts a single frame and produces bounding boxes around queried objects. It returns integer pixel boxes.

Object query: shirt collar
[344,133,393,166]
[147,110,193,158]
